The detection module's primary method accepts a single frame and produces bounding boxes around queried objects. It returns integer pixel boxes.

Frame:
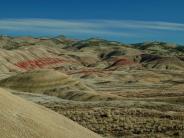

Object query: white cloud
[0,19,184,38]
[0,19,136,37]
[98,20,184,31]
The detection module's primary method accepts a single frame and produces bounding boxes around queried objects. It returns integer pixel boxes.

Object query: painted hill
[0,36,184,138]
[0,45,81,74]
[141,54,184,70]
[0,88,102,138]
[0,69,117,101]
[133,41,184,56]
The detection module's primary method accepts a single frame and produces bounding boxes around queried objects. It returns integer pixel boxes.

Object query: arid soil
[0,88,102,138]
[0,36,184,138]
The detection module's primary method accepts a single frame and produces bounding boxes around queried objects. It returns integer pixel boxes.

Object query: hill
[0,88,102,138]
[0,69,119,101]
[141,54,184,70]
[0,35,184,137]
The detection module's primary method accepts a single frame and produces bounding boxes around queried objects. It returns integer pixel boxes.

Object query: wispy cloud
[95,20,184,31]
[0,19,136,37]
[0,19,184,43]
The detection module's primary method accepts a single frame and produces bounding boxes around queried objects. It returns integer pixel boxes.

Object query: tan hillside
[0,69,117,101]
[0,88,102,138]
[0,45,81,74]
[142,56,184,70]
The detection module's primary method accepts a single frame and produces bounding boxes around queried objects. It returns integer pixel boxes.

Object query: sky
[0,0,184,44]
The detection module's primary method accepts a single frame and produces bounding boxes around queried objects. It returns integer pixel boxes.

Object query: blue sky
[0,0,184,44]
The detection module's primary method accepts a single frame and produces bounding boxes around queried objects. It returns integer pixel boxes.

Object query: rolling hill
[0,69,119,101]
[0,36,184,137]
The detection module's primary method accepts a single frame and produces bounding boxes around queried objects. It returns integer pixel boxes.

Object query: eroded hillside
[0,35,184,138]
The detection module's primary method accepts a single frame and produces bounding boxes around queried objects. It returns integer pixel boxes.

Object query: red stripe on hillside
[15,57,71,70]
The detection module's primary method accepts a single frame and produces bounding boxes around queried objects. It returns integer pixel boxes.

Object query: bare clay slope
[0,69,118,101]
[0,88,102,138]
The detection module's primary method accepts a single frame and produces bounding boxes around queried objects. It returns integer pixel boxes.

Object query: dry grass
[40,100,184,138]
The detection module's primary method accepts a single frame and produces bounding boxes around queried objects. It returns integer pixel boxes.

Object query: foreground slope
[0,88,102,138]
